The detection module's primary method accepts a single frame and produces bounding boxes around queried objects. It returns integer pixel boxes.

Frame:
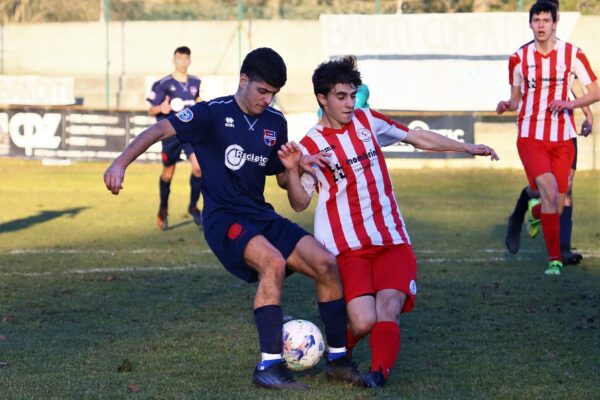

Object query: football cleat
[361,369,387,388]
[188,206,203,228]
[561,249,583,266]
[544,260,563,276]
[324,354,363,385]
[505,216,522,254]
[156,208,168,231]
[526,198,541,238]
[252,362,307,390]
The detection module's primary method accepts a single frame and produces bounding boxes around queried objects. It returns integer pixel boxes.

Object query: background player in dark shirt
[147,46,203,230]
[104,47,365,390]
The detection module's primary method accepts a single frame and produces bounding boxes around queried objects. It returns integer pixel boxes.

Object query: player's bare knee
[350,315,376,338]
[161,169,175,182]
[315,252,338,278]
[376,292,404,321]
[258,256,287,282]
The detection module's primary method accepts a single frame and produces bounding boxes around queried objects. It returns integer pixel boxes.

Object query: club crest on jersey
[356,128,372,142]
[263,129,276,146]
[557,62,567,73]
[409,280,417,295]
[175,108,193,123]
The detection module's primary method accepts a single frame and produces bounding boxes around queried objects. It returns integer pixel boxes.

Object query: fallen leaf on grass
[127,383,140,393]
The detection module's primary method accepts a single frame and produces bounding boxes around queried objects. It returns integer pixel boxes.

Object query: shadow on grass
[166,220,194,231]
[0,207,89,234]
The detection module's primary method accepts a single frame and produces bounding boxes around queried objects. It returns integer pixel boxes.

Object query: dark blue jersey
[168,95,288,229]
[147,74,201,120]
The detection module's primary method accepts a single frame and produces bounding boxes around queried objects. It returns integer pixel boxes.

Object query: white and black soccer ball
[282,319,325,371]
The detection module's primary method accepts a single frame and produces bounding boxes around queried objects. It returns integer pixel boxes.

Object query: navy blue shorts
[572,138,578,170]
[205,213,310,283]
[161,136,194,167]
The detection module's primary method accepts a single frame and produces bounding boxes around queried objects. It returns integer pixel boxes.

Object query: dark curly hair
[312,56,362,108]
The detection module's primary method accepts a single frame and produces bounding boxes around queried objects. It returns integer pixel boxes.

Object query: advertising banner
[382,114,475,158]
[0,107,159,161]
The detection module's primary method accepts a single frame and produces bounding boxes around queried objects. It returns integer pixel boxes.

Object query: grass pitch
[0,158,598,399]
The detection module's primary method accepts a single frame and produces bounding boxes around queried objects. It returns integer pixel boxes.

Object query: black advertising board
[0,107,160,161]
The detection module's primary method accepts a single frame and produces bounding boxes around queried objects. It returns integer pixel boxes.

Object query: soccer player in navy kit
[147,46,203,230]
[104,47,363,390]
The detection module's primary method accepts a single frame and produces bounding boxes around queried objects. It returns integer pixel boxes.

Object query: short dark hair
[539,0,559,8]
[240,47,287,88]
[529,1,558,22]
[174,46,191,56]
[312,56,362,101]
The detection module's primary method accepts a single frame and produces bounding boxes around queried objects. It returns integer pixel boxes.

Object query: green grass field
[0,158,598,399]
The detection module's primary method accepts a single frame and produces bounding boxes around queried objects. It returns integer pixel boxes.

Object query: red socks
[346,329,359,358]
[540,212,562,262]
[369,321,400,378]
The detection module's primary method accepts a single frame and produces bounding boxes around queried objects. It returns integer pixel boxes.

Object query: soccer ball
[282,319,325,371]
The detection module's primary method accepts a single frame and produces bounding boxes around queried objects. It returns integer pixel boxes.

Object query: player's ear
[239,73,249,90]
[317,93,327,109]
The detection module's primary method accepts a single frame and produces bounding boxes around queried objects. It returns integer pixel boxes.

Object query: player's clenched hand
[103,162,126,195]
[467,144,500,161]
[581,120,592,137]
[496,101,511,115]
[548,100,574,113]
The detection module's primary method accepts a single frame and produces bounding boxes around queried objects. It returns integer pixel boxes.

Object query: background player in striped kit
[504,0,594,266]
[496,1,600,275]
[278,56,498,387]
[147,46,203,230]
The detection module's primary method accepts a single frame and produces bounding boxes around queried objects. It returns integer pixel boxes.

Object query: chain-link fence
[1,0,599,23]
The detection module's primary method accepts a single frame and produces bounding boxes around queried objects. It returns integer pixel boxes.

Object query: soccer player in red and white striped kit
[278,56,498,387]
[496,1,600,275]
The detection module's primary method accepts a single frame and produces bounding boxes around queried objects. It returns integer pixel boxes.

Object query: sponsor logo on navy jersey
[225,117,235,128]
[225,144,268,170]
[263,129,276,146]
[175,108,193,122]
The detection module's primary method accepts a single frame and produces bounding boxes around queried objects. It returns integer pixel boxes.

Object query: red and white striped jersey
[508,39,597,142]
[299,108,411,256]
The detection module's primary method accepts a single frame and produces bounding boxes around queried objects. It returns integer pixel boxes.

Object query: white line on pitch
[0,248,214,255]
[0,264,212,277]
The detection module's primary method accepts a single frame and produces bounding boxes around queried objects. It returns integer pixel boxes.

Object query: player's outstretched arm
[104,119,176,195]
[403,129,499,161]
